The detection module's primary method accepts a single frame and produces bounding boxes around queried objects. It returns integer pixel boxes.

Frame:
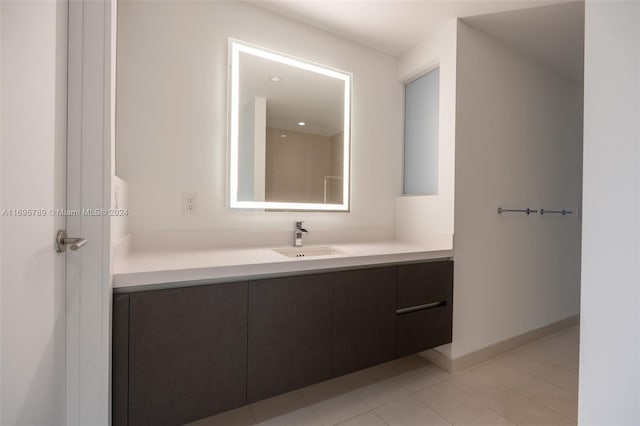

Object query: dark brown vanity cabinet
[112,260,453,426]
[112,294,130,426]
[114,283,249,426]
[247,273,333,402]
[332,267,397,376]
[396,262,454,357]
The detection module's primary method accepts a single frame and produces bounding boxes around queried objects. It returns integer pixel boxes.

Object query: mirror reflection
[230,40,351,211]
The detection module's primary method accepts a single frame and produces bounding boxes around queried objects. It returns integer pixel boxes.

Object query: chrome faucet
[293,221,308,247]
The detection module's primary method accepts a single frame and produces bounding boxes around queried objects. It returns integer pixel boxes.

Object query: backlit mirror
[229,40,351,211]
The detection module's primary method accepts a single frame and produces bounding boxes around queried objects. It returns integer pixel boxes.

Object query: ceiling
[236,0,585,140]
[246,0,575,57]
[463,1,584,81]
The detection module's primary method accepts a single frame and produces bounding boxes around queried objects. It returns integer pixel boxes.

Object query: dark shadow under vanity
[112,260,453,426]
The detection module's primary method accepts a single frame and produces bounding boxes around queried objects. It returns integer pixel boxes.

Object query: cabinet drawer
[396,305,452,357]
[397,261,453,309]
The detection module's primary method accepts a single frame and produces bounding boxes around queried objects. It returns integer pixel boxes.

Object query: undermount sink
[272,246,343,258]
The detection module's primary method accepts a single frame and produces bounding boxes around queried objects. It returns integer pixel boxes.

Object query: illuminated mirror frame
[229,39,351,211]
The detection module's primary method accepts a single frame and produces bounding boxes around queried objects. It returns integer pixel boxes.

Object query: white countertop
[113,241,453,292]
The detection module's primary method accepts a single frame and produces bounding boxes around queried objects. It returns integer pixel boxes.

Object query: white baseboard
[420,314,580,373]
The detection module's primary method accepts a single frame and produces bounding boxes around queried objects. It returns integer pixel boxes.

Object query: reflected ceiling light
[268,75,281,82]
[298,121,306,126]
[280,134,287,138]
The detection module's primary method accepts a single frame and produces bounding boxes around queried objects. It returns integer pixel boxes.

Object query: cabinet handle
[396,301,446,315]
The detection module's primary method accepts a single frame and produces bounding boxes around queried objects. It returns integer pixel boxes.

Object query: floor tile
[185,406,256,426]
[415,381,516,426]
[452,371,576,426]
[555,325,580,344]
[249,391,319,425]
[473,361,578,420]
[500,351,579,394]
[375,396,451,426]
[186,327,579,426]
[517,330,580,370]
[336,411,388,426]
[392,363,451,394]
[256,407,322,426]
[355,377,410,409]
[308,390,371,426]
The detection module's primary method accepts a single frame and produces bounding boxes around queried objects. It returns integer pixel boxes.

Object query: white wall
[395,20,457,245]
[0,4,3,419]
[0,4,3,420]
[450,22,583,359]
[111,1,126,249]
[0,1,67,424]
[112,176,128,246]
[579,1,640,424]
[116,1,402,245]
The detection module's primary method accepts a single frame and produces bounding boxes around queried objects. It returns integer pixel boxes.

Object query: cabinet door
[112,294,130,426]
[248,274,333,402]
[332,267,397,376]
[128,283,248,426]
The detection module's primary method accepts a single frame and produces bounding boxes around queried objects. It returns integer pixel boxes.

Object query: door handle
[56,229,88,253]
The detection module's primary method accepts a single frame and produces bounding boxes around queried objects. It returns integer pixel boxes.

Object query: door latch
[56,229,88,253]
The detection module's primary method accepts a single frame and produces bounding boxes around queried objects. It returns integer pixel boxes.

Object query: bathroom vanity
[112,253,453,426]
[111,4,456,425]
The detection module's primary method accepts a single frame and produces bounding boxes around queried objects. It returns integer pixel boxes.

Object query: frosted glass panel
[403,68,439,195]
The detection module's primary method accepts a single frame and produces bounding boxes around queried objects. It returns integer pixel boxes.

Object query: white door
[1,1,114,425]
[66,1,115,425]
[0,1,68,425]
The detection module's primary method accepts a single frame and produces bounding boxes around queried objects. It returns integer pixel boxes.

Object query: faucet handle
[293,221,308,247]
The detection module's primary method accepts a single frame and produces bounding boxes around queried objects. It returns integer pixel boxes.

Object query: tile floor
[187,325,579,426]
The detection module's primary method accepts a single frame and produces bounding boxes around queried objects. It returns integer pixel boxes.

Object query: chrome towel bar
[497,207,538,214]
[497,207,574,216]
[540,209,573,215]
